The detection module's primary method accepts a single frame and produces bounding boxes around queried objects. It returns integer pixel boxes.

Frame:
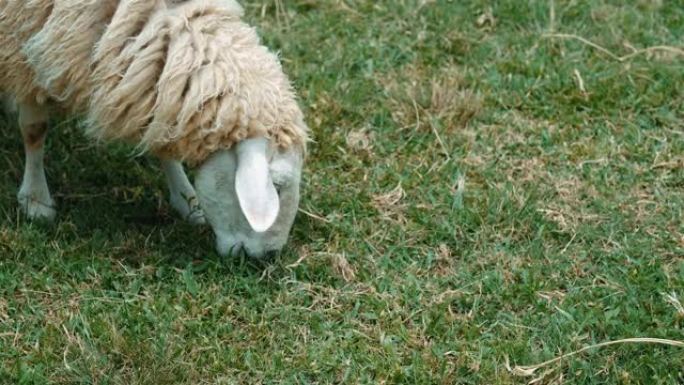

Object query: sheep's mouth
[216,239,281,261]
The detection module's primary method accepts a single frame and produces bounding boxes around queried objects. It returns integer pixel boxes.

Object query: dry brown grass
[378,63,483,134]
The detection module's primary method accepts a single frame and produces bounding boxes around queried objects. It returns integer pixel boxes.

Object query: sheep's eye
[274,183,283,194]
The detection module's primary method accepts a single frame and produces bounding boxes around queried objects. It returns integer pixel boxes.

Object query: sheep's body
[0,0,307,163]
[1,0,308,258]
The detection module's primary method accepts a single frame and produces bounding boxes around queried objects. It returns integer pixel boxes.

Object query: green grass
[1,0,683,383]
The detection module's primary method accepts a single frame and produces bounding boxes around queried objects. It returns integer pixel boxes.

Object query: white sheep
[0,0,308,258]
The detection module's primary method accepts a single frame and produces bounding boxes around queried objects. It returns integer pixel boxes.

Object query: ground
[1,0,683,384]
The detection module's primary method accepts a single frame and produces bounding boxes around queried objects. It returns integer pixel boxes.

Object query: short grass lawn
[1,0,683,384]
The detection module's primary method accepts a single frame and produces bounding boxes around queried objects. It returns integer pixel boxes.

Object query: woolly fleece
[0,0,307,164]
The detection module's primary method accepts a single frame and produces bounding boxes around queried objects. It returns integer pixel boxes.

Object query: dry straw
[507,337,684,382]
[543,33,684,62]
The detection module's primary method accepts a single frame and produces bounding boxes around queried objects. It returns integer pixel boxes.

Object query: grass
[1,0,683,383]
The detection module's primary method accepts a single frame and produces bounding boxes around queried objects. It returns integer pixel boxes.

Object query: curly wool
[0,0,308,164]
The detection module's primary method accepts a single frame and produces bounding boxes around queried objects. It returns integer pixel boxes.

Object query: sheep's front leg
[161,159,206,225]
[17,101,56,220]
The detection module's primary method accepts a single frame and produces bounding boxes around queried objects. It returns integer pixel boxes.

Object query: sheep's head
[194,137,303,259]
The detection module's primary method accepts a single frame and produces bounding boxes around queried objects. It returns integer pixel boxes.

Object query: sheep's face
[194,137,303,259]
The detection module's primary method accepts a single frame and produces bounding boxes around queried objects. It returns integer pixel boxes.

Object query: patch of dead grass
[434,243,456,277]
[539,175,603,233]
[0,297,8,322]
[331,253,356,282]
[345,127,374,153]
[372,183,407,224]
[378,63,483,134]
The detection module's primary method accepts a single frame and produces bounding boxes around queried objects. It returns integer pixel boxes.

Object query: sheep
[0,0,308,259]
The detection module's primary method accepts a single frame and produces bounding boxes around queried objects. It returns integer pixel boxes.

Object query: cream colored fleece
[0,0,307,164]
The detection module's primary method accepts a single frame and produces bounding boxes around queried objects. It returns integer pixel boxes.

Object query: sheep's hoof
[18,194,56,221]
[170,193,206,225]
[186,208,207,226]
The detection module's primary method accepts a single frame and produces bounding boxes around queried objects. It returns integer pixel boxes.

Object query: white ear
[235,137,280,232]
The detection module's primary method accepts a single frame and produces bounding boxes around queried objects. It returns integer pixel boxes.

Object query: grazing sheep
[0,0,308,258]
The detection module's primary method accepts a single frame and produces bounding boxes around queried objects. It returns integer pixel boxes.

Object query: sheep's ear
[235,138,280,232]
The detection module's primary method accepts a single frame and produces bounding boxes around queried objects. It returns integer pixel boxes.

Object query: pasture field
[1,0,682,383]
